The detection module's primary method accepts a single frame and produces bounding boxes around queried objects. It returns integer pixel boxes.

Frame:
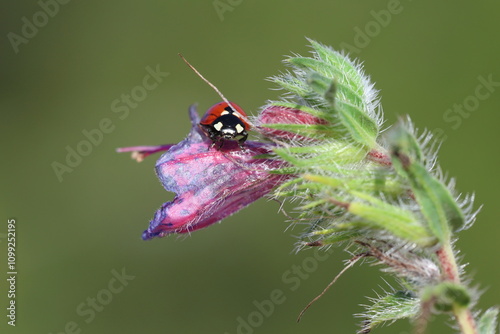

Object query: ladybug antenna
[179,53,238,114]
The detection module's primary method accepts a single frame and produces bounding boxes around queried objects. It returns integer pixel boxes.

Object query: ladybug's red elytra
[199,101,250,148]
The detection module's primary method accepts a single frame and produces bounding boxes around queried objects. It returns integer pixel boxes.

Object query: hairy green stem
[437,243,478,334]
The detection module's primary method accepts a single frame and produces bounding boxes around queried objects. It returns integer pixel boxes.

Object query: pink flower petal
[142,105,290,239]
[116,145,174,162]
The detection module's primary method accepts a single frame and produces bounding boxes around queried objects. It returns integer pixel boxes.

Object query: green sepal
[336,100,378,149]
[273,144,366,168]
[272,76,309,99]
[387,120,424,165]
[307,38,366,93]
[347,191,436,247]
[306,71,337,104]
[298,198,328,210]
[389,122,465,241]
[287,57,363,106]
[421,282,471,312]
[478,307,499,334]
[303,173,405,198]
[267,167,302,175]
[361,290,420,333]
[409,163,464,239]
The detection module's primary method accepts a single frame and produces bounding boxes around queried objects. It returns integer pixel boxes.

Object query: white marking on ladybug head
[213,122,223,131]
[220,110,230,116]
[235,124,244,133]
[222,128,236,139]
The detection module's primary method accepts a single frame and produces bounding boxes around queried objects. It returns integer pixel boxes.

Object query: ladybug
[199,101,250,148]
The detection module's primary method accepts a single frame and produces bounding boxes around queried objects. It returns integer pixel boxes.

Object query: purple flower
[117,105,291,239]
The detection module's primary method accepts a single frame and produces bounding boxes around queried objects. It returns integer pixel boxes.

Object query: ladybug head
[199,102,250,146]
[211,113,245,140]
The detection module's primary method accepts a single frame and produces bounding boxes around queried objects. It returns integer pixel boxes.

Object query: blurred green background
[1,1,499,333]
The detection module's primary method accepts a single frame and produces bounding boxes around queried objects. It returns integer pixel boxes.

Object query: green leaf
[389,122,465,242]
[272,76,309,98]
[306,71,337,104]
[307,38,366,93]
[347,191,436,247]
[273,143,366,168]
[409,163,464,240]
[302,174,343,188]
[303,173,405,197]
[288,57,363,106]
[478,307,499,334]
[336,100,378,148]
[360,290,420,333]
[387,120,424,164]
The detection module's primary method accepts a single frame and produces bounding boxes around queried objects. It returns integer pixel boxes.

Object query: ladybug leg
[208,141,216,150]
[237,133,248,150]
[208,138,224,150]
[201,125,221,150]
